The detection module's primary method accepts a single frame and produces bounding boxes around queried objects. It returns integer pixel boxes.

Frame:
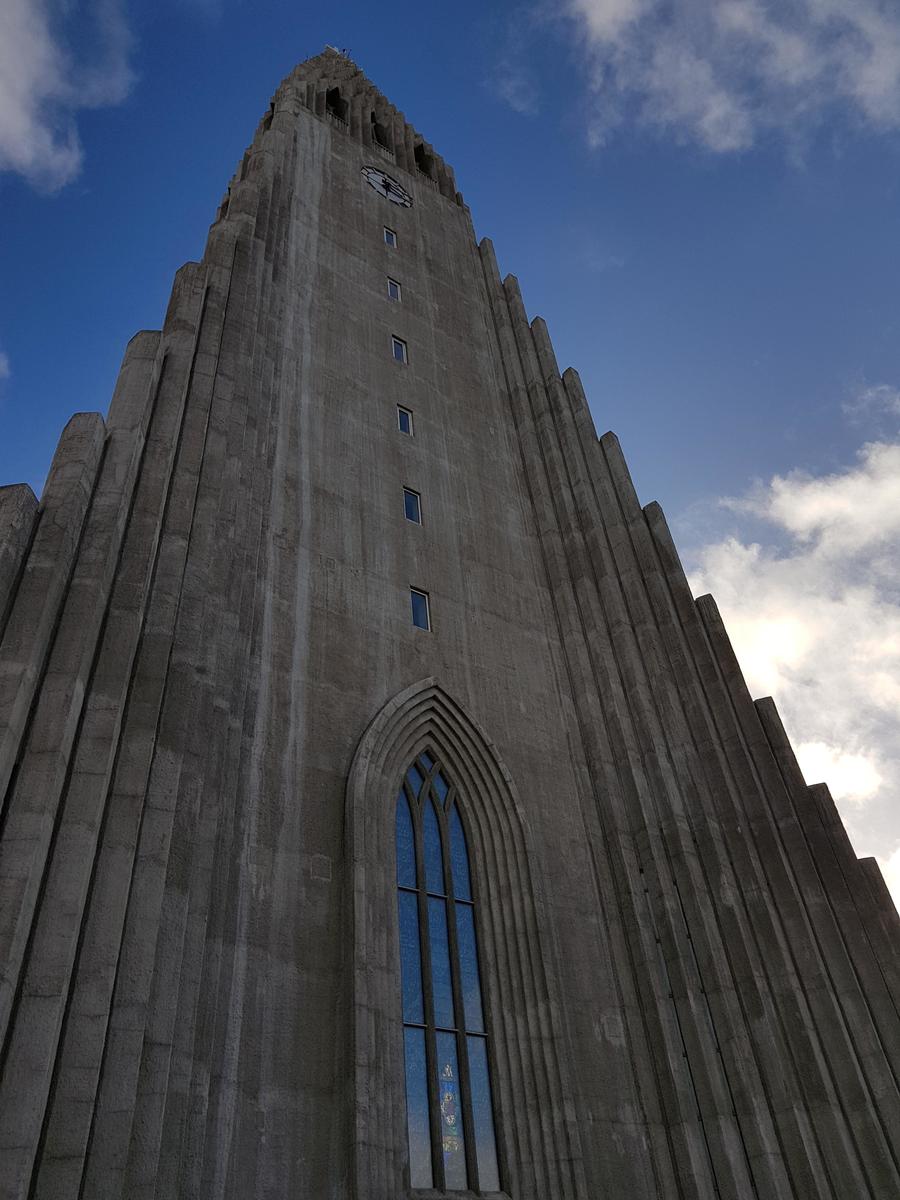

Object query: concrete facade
[0,48,898,1199]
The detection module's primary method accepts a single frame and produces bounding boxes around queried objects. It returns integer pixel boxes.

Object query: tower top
[259,47,460,204]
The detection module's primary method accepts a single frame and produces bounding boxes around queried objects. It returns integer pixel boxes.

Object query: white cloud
[0,0,134,191]
[561,0,900,152]
[686,434,900,909]
[0,352,10,381]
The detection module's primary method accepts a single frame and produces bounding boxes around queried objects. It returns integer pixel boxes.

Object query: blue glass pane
[449,807,471,900]
[404,490,421,523]
[398,891,424,1024]
[467,1036,500,1192]
[410,589,429,630]
[424,798,444,894]
[428,897,455,1029]
[396,792,416,888]
[432,771,449,804]
[436,1032,467,1190]
[406,763,424,798]
[397,407,412,434]
[419,750,434,773]
[404,1027,433,1189]
[455,903,484,1033]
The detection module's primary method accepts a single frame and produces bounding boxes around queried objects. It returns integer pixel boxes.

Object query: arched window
[396,750,501,1193]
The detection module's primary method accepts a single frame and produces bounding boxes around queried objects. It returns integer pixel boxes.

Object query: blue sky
[3,0,900,896]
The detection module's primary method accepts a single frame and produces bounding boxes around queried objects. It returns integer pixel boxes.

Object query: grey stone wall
[0,47,897,1200]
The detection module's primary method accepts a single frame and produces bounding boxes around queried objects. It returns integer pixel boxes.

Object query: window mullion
[441,799,480,1193]
[414,790,445,1191]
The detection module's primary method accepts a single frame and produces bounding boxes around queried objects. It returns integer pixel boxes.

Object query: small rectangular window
[387,277,402,302]
[384,227,397,248]
[392,336,408,364]
[410,588,430,631]
[403,488,422,524]
[397,406,413,436]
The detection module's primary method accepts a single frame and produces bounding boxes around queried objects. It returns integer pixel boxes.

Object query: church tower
[1,48,898,1199]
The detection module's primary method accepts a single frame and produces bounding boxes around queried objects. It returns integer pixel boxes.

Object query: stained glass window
[395,752,501,1193]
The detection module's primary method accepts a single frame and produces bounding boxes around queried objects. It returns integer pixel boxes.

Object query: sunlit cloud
[0,0,134,191]
[554,0,900,152]
[686,432,900,908]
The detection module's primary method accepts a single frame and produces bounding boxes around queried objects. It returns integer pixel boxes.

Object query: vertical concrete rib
[638,495,841,1198]
[859,858,900,936]
[645,500,878,1197]
[0,486,37,641]
[478,239,692,1200]
[0,331,162,1197]
[558,365,800,1197]
[0,415,106,826]
[698,592,899,1195]
[128,205,271,1199]
[543,339,781,1198]
[77,234,240,1200]
[518,296,751,1198]
[29,267,205,1200]
[808,789,900,1017]
[755,700,900,1113]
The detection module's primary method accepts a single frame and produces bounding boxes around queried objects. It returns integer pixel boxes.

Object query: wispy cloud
[492,20,542,116]
[0,352,10,381]
[555,0,900,152]
[685,432,900,907]
[0,0,135,191]
[496,64,539,116]
[844,380,900,423]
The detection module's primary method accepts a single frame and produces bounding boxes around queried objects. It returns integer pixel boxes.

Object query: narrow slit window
[384,226,398,248]
[387,277,402,302]
[410,588,430,631]
[392,336,408,364]
[397,406,413,436]
[395,755,501,1193]
[403,488,422,524]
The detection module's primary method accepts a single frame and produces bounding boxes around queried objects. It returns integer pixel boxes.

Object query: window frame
[387,277,402,302]
[409,587,431,631]
[403,488,422,525]
[384,226,398,248]
[396,754,502,1193]
[392,336,409,365]
[397,406,414,436]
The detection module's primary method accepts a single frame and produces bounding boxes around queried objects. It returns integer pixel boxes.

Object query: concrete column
[0,330,162,1198]
[479,238,683,1199]
[0,413,106,820]
[696,593,888,1195]
[756,698,900,1147]
[637,498,838,1197]
[30,272,206,1200]
[554,367,795,1197]
[0,484,37,636]
[76,236,242,1200]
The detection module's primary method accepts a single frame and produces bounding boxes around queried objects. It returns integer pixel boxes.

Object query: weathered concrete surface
[0,485,37,633]
[0,47,897,1200]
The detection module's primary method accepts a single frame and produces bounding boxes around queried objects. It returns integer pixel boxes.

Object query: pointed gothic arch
[345,679,587,1199]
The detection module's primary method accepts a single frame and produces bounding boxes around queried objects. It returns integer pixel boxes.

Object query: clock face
[362,166,413,207]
